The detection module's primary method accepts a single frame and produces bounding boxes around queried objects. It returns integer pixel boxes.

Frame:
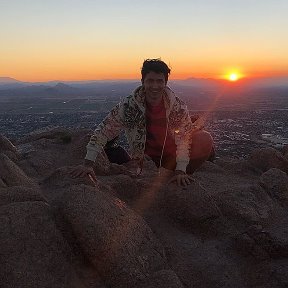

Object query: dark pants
[146,144,215,174]
[105,145,215,174]
[149,154,208,174]
[104,146,131,165]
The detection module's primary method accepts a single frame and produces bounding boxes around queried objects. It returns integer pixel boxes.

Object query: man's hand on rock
[168,170,194,187]
[70,160,97,184]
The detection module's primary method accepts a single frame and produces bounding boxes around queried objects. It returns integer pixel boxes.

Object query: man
[71,59,213,187]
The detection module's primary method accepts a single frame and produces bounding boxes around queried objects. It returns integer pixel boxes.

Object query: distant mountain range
[0,76,287,99]
[0,77,22,83]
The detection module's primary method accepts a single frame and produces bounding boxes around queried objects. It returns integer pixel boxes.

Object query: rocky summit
[1,128,288,288]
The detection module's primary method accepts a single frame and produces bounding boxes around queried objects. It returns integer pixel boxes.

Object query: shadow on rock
[54,184,183,288]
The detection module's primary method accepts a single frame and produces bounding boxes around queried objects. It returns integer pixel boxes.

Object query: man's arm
[85,101,125,162]
[71,101,126,182]
[173,100,194,172]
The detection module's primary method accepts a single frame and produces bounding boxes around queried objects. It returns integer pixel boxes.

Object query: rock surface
[0,134,18,161]
[0,201,85,288]
[248,147,288,174]
[56,184,167,288]
[1,129,288,287]
[259,168,288,207]
[0,153,37,188]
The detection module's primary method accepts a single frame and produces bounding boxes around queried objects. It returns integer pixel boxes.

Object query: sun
[229,73,239,81]
[222,69,244,82]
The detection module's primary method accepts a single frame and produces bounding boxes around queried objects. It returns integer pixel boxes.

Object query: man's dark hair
[141,59,171,83]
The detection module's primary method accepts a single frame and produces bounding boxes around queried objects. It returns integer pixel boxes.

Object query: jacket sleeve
[85,102,125,162]
[174,102,192,172]
[170,96,203,172]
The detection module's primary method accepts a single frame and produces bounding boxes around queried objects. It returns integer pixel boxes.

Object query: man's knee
[190,130,213,159]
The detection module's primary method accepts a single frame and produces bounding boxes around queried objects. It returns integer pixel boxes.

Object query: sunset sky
[1,0,288,81]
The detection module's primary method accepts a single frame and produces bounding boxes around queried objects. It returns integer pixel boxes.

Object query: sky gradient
[1,0,288,81]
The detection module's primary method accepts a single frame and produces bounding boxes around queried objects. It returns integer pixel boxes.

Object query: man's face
[142,71,166,105]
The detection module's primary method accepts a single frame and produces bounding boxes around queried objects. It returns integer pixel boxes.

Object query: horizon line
[1,75,288,84]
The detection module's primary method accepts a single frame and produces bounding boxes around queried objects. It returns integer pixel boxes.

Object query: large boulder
[165,237,246,288]
[138,270,184,288]
[56,184,171,288]
[16,134,78,178]
[0,134,18,161]
[40,166,97,189]
[267,259,288,288]
[160,180,220,231]
[259,168,288,207]
[64,128,111,174]
[248,217,288,259]
[0,186,46,207]
[40,166,115,202]
[0,201,85,288]
[17,128,113,178]
[282,145,288,159]
[0,178,6,188]
[215,156,262,176]
[0,134,17,152]
[216,184,275,230]
[99,174,140,202]
[195,160,225,174]
[18,147,61,178]
[234,228,270,261]
[67,128,92,165]
[16,127,74,145]
[0,153,37,188]
[248,147,288,174]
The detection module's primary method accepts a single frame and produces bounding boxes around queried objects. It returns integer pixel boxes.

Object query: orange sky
[1,1,288,82]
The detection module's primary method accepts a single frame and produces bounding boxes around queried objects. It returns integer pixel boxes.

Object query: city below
[0,78,288,159]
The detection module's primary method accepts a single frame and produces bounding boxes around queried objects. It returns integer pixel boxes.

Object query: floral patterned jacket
[85,86,198,172]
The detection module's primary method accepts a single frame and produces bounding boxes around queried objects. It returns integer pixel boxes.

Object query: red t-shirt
[144,99,176,158]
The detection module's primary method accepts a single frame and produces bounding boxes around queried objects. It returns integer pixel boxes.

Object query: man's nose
[152,81,158,88]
